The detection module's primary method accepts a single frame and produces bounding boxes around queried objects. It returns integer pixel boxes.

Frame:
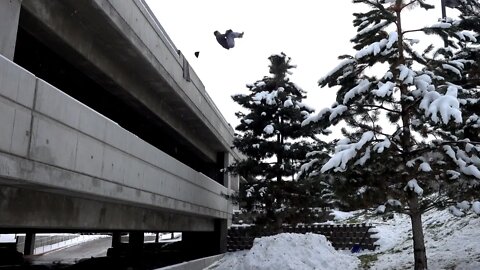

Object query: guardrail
[16,234,98,255]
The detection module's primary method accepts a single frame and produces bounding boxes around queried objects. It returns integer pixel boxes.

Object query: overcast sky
[146,0,450,129]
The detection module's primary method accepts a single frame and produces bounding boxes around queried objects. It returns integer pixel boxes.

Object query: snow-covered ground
[206,209,480,269]
[206,233,359,270]
[367,209,480,270]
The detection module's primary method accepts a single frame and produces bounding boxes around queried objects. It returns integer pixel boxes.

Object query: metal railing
[15,234,104,255]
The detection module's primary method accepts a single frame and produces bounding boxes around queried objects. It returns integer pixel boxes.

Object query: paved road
[29,234,169,266]
[33,236,112,264]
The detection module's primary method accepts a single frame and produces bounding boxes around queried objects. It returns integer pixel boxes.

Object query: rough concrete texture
[0,186,214,231]
[0,55,35,157]
[0,56,231,230]
[20,0,240,162]
[0,0,22,60]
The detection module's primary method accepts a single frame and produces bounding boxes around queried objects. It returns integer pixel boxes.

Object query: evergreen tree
[302,1,480,269]
[230,53,330,229]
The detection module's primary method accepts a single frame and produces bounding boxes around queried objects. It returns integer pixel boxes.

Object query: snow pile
[206,233,359,270]
[473,201,480,214]
[204,208,480,270]
[331,210,356,221]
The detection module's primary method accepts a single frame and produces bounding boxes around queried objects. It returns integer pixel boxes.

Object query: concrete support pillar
[213,152,226,185]
[223,152,230,187]
[215,219,228,253]
[23,232,35,255]
[223,152,240,191]
[0,0,22,60]
[112,232,122,248]
[128,231,144,251]
[182,219,227,258]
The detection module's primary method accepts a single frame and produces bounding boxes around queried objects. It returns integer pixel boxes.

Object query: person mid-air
[214,29,244,49]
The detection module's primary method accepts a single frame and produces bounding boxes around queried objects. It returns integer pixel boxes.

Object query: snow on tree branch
[301,108,330,126]
[329,105,348,121]
[253,90,278,105]
[455,31,478,42]
[373,81,395,97]
[343,79,371,104]
[318,59,356,86]
[283,98,293,107]
[298,158,319,179]
[373,138,391,153]
[387,31,398,48]
[354,146,371,166]
[352,20,389,41]
[404,179,424,196]
[355,31,397,59]
[397,65,415,84]
[430,22,452,29]
[263,124,274,134]
[419,162,432,172]
[413,74,434,94]
[442,64,462,78]
[321,131,374,173]
[443,145,480,179]
[419,85,462,124]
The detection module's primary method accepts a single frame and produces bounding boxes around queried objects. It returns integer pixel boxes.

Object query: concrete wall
[0,54,230,230]
[0,0,21,60]
[20,0,240,163]
[0,186,214,231]
[117,0,235,152]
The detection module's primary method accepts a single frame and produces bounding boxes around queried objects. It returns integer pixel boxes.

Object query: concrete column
[215,219,227,253]
[0,0,22,60]
[128,231,144,251]
[223,152,230,187]
[224,152,240,191]
[214,152,226,186]
[112,232,122,248]
[182,219,227,258]
[23,232,35,255]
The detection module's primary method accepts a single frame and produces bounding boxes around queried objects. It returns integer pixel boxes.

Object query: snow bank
[0,234,16,243]
[370,209,480,269]
[332,210,355,221]
[206,233,359,270]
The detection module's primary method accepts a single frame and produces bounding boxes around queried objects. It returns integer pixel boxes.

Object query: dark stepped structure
[227,223,379,252]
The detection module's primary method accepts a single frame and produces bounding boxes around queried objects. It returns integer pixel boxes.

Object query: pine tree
[230,53,330,229]
[302,1,480,269]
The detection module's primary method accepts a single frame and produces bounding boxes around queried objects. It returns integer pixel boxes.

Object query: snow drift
[206,233,359,270]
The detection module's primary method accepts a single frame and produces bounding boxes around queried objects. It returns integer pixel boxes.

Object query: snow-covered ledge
[155,254,224,270]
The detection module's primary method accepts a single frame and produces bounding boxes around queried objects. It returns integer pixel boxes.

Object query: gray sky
[146,0,449,129]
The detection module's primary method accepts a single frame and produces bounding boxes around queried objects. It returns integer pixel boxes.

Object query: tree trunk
[408,194,428,270]
[395,6,427,269]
